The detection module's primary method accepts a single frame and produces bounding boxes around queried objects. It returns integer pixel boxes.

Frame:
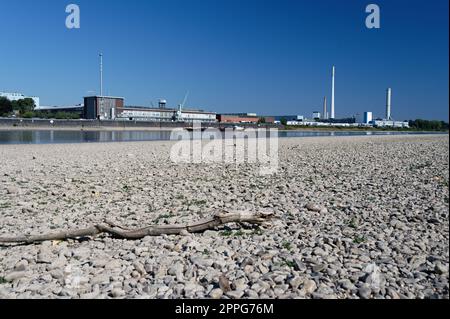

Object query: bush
[22,111,35,118]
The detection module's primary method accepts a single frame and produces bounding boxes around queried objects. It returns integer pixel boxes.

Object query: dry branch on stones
[0,210,274,245]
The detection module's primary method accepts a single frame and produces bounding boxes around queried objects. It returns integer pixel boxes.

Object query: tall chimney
[386,88,392,120]
[323,96,327,119]
[331,66,335,119]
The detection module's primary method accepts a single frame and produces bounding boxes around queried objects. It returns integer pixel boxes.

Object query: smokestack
[323,96,327,119]
[100,53,103,97]
[386,88,392,120]
[331,66,335,119]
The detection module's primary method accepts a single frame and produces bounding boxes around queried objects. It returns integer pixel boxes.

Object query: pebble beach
[0,134,448,299]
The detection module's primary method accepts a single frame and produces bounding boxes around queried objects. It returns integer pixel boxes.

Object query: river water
[0,130,445,145]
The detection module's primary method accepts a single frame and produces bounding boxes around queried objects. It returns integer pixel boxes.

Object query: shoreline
[0,125,448,134]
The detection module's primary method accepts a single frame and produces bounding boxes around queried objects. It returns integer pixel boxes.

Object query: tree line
[0,97,35,115]
[0,97,80,119]
[408,119,449,131]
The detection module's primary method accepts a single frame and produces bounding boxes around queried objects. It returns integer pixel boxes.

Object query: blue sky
[0,0,448,120]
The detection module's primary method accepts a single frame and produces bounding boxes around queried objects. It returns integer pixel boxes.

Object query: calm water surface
[0,130,445,145]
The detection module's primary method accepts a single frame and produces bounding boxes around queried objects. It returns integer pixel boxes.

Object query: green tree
[12,98,35,114]
[258,117,266,124]
[0,97,13,116]
[280,118,288,126]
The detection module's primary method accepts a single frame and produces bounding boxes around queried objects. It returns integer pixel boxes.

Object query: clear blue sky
[0,0,448,120]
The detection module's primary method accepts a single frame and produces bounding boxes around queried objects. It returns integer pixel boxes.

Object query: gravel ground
[0,134,448,299]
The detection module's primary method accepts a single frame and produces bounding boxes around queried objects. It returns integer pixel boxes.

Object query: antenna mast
[99,53,103,96]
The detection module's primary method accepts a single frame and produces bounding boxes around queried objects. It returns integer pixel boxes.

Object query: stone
[358,286,372,299]
[219,275,231,293]
[49,269,65,281]
[14,260,28,272]
[133,261,146,276]
[339,279,355,291]
[434,262,448,275]
[104,259,122,270]
[37,249,53,264]
[111,288,126,298]
[303,280,317,295]
[4,271,28,282]
[312,264,327,273]
[287,276,303,290]
[209,288,223,299]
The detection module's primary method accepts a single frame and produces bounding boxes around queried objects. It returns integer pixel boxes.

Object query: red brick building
[217,114,274,124]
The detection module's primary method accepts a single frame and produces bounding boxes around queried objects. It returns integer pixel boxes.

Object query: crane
[176,91,189,121]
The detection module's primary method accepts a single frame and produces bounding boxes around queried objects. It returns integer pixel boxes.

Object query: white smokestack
[331,66,335,119]
[386,88,392,120]
[323,96,327,119]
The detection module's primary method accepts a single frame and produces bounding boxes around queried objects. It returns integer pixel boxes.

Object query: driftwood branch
[0,210,273,245]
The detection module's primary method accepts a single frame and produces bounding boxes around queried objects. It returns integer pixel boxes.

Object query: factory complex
[1,58,409,128]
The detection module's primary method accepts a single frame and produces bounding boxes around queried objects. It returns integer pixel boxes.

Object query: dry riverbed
[0,135,448,299]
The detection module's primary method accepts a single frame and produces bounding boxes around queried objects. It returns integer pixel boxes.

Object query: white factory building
[372,120,410,128]
[117,107,217,123]
[0,92,40,108]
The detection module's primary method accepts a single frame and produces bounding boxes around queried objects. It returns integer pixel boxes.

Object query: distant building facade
[118,106,216,123]
[83,96,125,120]
[0,92,40,108]
[363,112,373,124]
[372,120,410,128]
[83,96,216,123]
[217,113,275,124]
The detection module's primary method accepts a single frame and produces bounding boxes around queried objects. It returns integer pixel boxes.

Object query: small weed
[0,277,7,284]
[202,249,210,256]
[251,227,264,236]
[348,218,358,229]
[234,230,246,237]
[282,241,292,250]
[284,260,296,268]
[353,235,366,244]
[220,230,233,237]
[191,199,207,206]
[0,203,11,209]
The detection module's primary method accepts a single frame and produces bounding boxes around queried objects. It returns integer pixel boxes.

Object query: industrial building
[83,96,216,123]
[217,113,275,124]
[118,106,216,123]
[363,112,373,124]
[366,88,409,128]
[372,120,410,128]
[0,92,40,108]
[83,96,125,120]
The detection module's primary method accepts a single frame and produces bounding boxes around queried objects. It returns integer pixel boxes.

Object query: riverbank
[0,135,448,299]
[0,118,277,132]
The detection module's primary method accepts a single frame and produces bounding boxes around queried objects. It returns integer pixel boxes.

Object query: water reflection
[0,130,444,145]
